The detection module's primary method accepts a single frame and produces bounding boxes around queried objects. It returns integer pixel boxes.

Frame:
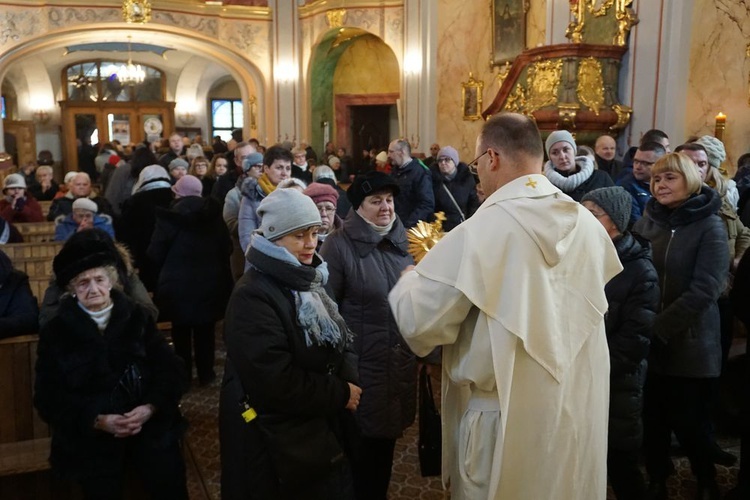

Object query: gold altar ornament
[407,213,446,264]
[122,0,151,24]
[609,103,632,132]
[326,9,347,28]
[577,58,605,115]
[526,60,563,113]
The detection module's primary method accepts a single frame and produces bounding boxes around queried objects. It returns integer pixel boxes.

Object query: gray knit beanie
[695,135,726,170]
[581,186,632,233]
[545,130,577,158]
[257,187,322,241]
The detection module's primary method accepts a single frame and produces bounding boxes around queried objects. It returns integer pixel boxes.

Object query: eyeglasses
[467,150,489,175]
[437,157,454,164]
[633,159,655,167]
[317,206,336,214]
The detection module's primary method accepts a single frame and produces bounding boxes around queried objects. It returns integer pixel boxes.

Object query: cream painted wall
[435,0,546,161]
[685,0,750,169]
[333,36,399,94]
[435,0,495,161]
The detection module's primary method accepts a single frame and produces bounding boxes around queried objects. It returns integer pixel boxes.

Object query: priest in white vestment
[389,113,623,500]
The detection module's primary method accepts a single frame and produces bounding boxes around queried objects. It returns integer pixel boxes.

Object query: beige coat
[389,174,622,499]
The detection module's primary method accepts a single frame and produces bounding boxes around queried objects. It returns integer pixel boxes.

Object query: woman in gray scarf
[220,187,360,500]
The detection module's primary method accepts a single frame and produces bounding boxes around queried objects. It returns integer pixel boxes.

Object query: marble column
[271,0,300,144]
[401,0,437,155]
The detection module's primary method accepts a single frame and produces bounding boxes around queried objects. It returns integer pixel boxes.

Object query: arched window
[64,61,165,102]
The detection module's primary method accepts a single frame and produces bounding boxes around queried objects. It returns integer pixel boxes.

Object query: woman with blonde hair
[634,152,729,499]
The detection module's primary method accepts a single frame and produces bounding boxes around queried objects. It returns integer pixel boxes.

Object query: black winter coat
[604,232,659,451]
[148,196,232,325]
[0,251,39,338]
[430,163,480,231]
[633,186,728,378]
[320,211,417,439]
[34,291,186,479]
[220,252,356,500]
[391,159,435,228]
[119,187,174,292]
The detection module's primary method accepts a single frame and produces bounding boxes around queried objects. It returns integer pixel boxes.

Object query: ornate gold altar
[482,0,638,145]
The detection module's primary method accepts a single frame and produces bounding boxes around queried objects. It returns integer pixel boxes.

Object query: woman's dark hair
[129,146,158,180]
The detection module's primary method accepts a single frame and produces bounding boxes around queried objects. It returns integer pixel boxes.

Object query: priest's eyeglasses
[467,150,489,175]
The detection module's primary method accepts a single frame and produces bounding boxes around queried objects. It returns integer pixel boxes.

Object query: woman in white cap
[544,130,613,201]
[53,197,114,241]
[119,165,174,292]
[0,173,44,222]
[220,187,360,500]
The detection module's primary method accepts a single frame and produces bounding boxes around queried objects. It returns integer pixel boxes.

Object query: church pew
[3,242,63,263]
[14,222,56,243]
[38,201,52,218]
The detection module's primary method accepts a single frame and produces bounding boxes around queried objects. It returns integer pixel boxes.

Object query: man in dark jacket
[211,141,256,206]
[0,249,39,338]
[46,172,114,222]
[430,146,479,231]
[158,133,186,169]
[594,134,622,180]
[617,142,667,226]
[387,139,434,228]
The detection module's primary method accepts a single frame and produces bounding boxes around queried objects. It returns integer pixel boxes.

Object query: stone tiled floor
[181,332,742,499]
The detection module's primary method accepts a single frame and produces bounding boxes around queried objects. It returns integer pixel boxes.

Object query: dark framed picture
[491,0,528,67]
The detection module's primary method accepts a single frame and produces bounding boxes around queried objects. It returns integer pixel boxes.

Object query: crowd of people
[0,117,748,500]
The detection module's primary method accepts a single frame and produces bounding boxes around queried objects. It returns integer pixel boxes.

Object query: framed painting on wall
[462,73,484,121]
[491,0,528,67]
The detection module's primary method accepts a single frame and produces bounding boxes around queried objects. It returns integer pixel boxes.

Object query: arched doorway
[308,28,399,163]
[0,24,266,173]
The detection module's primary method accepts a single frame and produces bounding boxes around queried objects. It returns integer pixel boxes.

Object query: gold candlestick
[715,112,726,141]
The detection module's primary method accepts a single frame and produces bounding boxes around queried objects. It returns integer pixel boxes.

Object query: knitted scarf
[543,155,595,193]
[257,173,277,196]
[356,209,395,236]
[247,234,351,351]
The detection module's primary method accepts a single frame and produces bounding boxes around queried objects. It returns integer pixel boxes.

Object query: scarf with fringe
[247,234,351,351]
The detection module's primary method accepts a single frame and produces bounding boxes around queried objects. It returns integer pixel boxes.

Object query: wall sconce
[715,112,726,141]
[33,109,51,125]
[178,112,196,126]
[275,61,298,83]
[403,51,423,76]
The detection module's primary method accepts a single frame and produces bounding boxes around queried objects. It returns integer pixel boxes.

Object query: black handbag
[418,365,442,477]
[109,362,143,414]
[256,414,345,488]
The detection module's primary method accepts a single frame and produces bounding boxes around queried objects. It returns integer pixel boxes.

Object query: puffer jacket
[237,177,268,253]
[604,232,659,451]
[320,210,416,439]
[633,186,728,378]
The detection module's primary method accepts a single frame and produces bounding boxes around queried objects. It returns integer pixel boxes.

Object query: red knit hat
[303,182,339,207]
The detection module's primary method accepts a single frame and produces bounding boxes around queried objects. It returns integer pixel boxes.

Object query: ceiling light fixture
[118,36,146,86]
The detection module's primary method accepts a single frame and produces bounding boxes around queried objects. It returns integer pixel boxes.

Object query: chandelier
[118,36,145,86]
